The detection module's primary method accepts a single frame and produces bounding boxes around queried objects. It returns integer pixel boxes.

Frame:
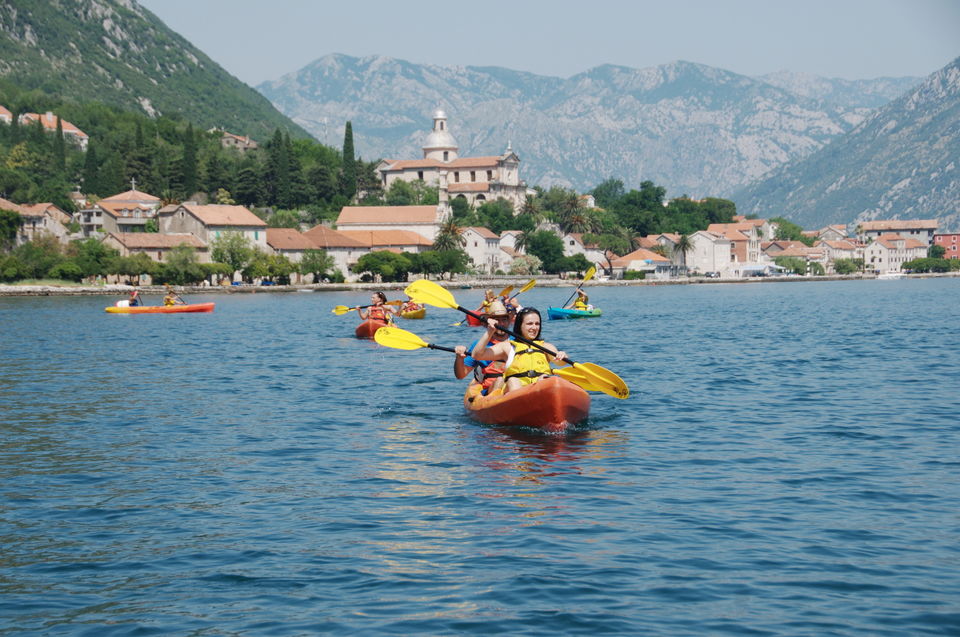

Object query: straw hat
[484,300,510,317]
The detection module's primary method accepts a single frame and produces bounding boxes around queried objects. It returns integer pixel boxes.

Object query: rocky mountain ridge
[257,54,920,197]
[734,56,960,231]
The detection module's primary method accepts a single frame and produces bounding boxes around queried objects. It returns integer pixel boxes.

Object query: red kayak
[463,375,590,433]
[355,318,389,339]
[465,312,483,326]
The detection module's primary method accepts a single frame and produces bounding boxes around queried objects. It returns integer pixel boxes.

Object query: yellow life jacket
[505,340,552,385]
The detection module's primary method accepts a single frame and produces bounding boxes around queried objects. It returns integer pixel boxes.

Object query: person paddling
[128,289,141,307]
[357,292,397,323]
[471,307,566,395]
[163,285,186,306]
[569,289,590,310]
[454,301,511,395]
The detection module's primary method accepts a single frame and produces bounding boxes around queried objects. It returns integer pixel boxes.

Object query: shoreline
[1,272,956,297]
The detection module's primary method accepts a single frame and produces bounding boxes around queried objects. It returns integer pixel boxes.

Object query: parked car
[705,271,721,278]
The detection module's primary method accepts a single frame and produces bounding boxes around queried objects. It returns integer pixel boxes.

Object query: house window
[418,171,423,180]
[254,231,259,240]
[157,251,162,260]
[216,231,220,238]
[440,121,444,131]
[443,151,449,161]
[474,241,478,247]
[569,240,575,245]
[454,172,460,183]
[470,171,476,181]
[487,170,493,180]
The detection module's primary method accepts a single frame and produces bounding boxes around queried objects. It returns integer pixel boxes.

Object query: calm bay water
[1,279,958,635]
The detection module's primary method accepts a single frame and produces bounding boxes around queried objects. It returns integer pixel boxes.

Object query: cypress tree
[53,116,66,172]
[82,142,100,195]
[180,124,198,197]
[339,121,356,200]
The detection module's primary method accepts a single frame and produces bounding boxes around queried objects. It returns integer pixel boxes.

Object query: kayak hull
[355,318,389,339]
[400,308,426,320]
[105,302,215,314]
[547,306,602,320]
[465,312,483,326]
[463,375,590,433]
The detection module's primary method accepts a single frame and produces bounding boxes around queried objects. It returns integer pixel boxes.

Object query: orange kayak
[355,318,389,339]
[105,302,215,314]
[463,375,590,433]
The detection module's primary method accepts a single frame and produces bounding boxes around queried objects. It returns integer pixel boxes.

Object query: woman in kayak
[163,286,186,306]
[357,292,397,323]
[471,307,566,395]
[400,296,422,314]
[454,301,512,394]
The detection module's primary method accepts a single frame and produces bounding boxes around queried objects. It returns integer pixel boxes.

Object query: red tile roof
[109,232,205,249]
[175,204,266,227]
[101,189,161,203]
[266,228,316,251]
[860,219,938,231]
[336,205,439,225]
[303,225,367,249]
[338,230,434,248]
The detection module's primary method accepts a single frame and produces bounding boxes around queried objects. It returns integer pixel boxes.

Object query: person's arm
[357,307,368,319]
[471,321,505,362]
[541,340,566,365]
[453,345,473,379]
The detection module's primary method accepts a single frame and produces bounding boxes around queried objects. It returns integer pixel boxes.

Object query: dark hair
[513,307,542,339]
[374,291,388,303]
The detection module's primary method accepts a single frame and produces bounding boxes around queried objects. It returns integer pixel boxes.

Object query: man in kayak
[568,289,590,310]
[471,307,566,395]
[128,289,141,306]
[356,292,397,323]
[163,286,186,306]
[454,301,511,394]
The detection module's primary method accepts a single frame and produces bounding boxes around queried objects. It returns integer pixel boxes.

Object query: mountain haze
[735,56,960,231]
[257,53,919,197]
[0,0,310,141]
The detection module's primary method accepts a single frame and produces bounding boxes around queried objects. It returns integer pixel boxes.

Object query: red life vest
[368,305,391,322]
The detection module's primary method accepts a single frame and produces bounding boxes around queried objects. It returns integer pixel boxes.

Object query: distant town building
[857,219,938,246]
[864,233,927,273]
[104,232,207,263]
[212,129,259,153]
[159,203,268,250]
[335,205,445,242]
[18,111,89,150]
[0,105,11,124]
[933,233,959,259]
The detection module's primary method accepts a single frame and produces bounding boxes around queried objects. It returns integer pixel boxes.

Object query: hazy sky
[138,0,959,86]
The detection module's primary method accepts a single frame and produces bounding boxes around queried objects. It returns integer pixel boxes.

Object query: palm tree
[433,218,466,252]
[674,233,693,274]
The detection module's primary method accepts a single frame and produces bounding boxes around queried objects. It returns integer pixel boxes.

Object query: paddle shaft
[458,305,578,366]
[561,281,589,309]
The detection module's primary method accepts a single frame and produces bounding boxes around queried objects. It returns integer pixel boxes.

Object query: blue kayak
[547,306,602,320]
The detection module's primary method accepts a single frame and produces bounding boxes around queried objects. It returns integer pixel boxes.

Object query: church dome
[423,109,458,158]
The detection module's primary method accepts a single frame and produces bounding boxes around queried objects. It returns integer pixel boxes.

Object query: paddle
[452,283,516,326]
[560,265,597,309]
[331,300,403,315]
[374,326,603,393]
[405,279,628,399]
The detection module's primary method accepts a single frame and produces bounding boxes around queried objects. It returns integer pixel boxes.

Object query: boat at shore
[462,375,590,433]
[547,306,602,320]
[355,318,389,339]
[105,302,215,314]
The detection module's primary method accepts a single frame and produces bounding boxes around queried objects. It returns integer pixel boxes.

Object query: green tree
[267,209,301,228]
[210,230,254,274]
[352,250,412,282]
[774,256,808,275]
[299,248,335,281]
[584,232,631,275]
[928,244,946,259]
[53,116,66,172]
[833,258,862,274]
[771,217,814,246]
[525,230,566,273]
[160,244,205,285]
[179,124,198,197]
[674,233,693,271]
[339,121,356,200]
[508,254,542,275]
[0,208,24,251]
[591,178,625,209]
[67,238,119,278]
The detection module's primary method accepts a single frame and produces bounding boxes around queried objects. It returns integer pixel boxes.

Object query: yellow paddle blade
[554,367,601,392]
[405,280,459,310]
[583,265,597,283]
[374,326,429,350]
[331,305,356,315]
[517,278,537,294]
[497,284,514,298]
[571,361,629,399]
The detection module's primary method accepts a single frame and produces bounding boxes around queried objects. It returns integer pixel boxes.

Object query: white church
[376,109,528,212]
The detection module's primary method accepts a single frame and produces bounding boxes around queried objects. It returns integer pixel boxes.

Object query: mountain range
[734,56,960,231]
[257,54,919,200]
[0,0,309,141]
